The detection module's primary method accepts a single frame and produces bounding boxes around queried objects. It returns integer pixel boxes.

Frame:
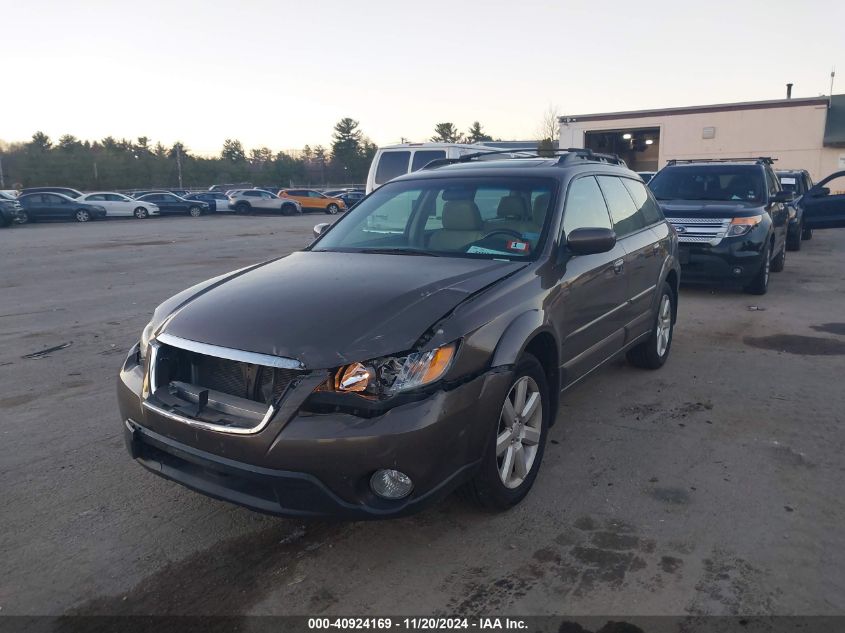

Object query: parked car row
[0,186,366,226]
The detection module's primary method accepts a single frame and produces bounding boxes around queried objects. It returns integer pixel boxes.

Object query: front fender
[490,309,547,368]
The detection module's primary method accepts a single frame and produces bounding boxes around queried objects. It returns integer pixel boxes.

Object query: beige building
[559,94,845,180]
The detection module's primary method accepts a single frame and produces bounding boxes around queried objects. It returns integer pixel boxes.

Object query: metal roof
[560,95,833,123]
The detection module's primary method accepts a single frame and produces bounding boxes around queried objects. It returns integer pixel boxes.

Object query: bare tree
[537,104,560,142]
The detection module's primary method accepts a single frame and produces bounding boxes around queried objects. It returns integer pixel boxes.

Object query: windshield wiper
[352,247,442,257]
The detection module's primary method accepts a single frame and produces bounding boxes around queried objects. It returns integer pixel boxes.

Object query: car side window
[765,169,780,197]
[375,151,411,185]
[596,176,646,237]
[87,194,104,201]
[562,176,612,237]
[621,178,663,226]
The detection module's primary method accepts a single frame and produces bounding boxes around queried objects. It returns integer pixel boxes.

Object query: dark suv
[118,149,681,518]
[649,158,791,295]
[776,169,814,250]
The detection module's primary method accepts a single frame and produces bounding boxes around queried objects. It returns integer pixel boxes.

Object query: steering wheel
[481,229,524,241]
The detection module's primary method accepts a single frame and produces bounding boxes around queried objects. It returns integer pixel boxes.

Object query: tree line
[0,118,378,190]
[0,116,554,191]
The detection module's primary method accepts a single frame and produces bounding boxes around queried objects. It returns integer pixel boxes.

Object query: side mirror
[566,227,617,256]
[313,222,330,238]
[770,191,794,204]
[811,186,831,197]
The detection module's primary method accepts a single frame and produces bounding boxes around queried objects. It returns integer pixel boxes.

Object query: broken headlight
[332,342,457,397]
[139,321,155,360]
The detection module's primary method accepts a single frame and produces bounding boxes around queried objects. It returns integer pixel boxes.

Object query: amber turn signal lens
[730,215,762,226]
[421,344,456,384]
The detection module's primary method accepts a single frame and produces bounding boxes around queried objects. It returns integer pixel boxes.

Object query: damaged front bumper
[117,344,512,519]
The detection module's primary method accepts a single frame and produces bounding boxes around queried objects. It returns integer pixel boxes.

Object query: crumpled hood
[659,200,763,219]
[159,251,524,369]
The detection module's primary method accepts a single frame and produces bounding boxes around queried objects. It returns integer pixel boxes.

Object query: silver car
[228,190,301,216]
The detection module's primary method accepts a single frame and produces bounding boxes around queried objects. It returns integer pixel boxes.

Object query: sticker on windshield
[506,240,530,253]
[466,245,512,256]
[780,177,796,185]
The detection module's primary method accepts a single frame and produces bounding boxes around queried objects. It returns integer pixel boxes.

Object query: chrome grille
[666,217,732,246]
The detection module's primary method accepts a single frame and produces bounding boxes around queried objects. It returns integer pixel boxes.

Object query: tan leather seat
[428,201,484,251]
[485,195,535,234]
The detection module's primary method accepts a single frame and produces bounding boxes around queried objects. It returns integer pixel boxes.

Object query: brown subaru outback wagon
[118,149,681,518]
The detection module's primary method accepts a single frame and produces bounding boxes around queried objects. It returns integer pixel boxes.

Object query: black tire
[626,281,675,370]
[771,240,786,273]
[462,353,549,512]
[802,226,813,241]
[15,210,30,225]
[234,202,250,214]
[75,209,91,223]
[281,203,296,216]
[188,205,202,218]
[744,243,771,295]
[134,207,148,219]
[786,223,802,251]
[326,203,340,215]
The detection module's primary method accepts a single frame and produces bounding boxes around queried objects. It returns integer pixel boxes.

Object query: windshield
[649,166,764,203]
[312,176,556,260]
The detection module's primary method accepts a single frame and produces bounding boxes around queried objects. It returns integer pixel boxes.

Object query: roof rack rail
[666,157,776,165]
[421,147,626,171]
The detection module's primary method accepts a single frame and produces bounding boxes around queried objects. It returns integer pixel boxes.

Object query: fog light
[370,469,413,499]
[732,267,743,275]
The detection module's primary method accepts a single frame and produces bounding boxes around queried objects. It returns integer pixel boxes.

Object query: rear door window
[621,178,663,226]
[411,150,447,172]
[375,151,411,185]
[597,176,646,237]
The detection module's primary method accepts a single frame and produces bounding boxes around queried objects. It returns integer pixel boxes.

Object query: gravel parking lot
[1,215,844,617]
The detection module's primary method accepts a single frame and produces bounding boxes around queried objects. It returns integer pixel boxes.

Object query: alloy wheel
[134,207,147,219]
[189,206,202,217]
[656,294,672,357]
[76,210,90,222]
[496,376,543,489]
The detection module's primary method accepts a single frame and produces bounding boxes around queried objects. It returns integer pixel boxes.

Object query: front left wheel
[627,282,675,369]
[326,203,340,215]
[463,353,549,511]
[75,209,91,222]
[188,205,202,217]
[134,207,148,219]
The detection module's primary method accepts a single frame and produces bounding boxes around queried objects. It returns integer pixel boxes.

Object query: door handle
[652,242,660,253]
[613,258,625,274]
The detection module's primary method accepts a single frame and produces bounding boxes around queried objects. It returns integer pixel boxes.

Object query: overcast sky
[4,0,844,156]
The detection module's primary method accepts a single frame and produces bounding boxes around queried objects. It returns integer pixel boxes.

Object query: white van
[365,143,503,194]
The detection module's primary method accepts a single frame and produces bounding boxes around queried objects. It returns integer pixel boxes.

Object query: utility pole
[831,68,836,103]
[176,145,183,189]
[93,161,98,184]
[0,156,5,188]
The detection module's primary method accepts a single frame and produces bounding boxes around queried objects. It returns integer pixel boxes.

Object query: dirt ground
[1,215,843,617]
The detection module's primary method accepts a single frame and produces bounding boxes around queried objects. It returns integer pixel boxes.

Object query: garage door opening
[584,127,660,172]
